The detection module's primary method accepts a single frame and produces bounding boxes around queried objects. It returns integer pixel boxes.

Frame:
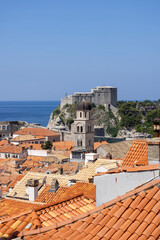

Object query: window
[88,126,89,132]
[90,126,92,132]
[77,140,82,147]
[2,126,6,130]
[89,140,91,146]
[80,112,82,118]
[80,126,83,132]
[77,126,79,132]
[85,112,87,117]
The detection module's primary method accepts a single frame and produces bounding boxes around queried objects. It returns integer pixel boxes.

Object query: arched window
[85,112,87,117]
[81,126,83,132]
[80,112,82,118]
[77,126,79,132]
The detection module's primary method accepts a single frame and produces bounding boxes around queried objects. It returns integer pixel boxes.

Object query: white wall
[27,149,48,157]
[94,170,159,206]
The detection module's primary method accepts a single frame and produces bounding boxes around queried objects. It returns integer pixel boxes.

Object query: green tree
[66,118,74,130]
[41,141,52,150]
[118,102,142,128]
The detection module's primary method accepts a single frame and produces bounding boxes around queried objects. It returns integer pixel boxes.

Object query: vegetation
[118,100,160,137]
[52,106,60,119]
[118,102,142,128]
[41,141,52,149]
[51,99,160,138]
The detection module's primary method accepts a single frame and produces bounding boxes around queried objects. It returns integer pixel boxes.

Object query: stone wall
[61,86,117,112]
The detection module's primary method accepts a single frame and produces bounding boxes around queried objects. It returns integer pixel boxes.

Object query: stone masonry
[61,86,117,112]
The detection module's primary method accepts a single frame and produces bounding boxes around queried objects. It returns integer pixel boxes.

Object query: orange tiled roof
[52,141,74,150]
[94,141,108,150]
[0,199,42,221]
[122,140,148,167]
[22,179,160,240]
[53,182,96,201]
[20,143,42,150]
[95,163,160,176]
[0,140,8,146]
[0,144,22,154]
[8,175,25,188]
[36,182,96,203]
[14,127,60,137]
[0,194,96,239]
[35,186,68,203]
[11,134,45,142]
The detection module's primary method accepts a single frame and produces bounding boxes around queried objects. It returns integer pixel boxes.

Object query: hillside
[48,100,160,138]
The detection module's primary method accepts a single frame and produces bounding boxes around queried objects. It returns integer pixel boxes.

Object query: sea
[0,101,60,127]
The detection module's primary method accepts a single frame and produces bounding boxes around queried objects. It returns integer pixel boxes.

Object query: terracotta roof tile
[122,140,148,167]
[14,127,60,137]
[0,144,22,154]
[1,179,160,240]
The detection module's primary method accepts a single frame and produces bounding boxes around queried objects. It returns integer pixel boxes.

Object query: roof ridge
[20,178,160,238]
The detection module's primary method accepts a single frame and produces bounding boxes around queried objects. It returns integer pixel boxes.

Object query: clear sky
[0,1,160,101]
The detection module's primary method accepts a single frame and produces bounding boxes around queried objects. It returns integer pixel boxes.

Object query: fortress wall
[61,86,117,110]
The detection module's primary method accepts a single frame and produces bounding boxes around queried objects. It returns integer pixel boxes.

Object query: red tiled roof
[20,143,42,150]
[0,145,22,154]
[22,179,160,240]
[95,164,160,176]
[14,127,60,137]
[36,182,96,203]
[52,141,74,151]
[0,194,96,239]
[94,141,108,150]
[35,186,68,203]
[0,199,42,221]
[0,140,9,146]
[8,175,25,189]
[122,140,148,167]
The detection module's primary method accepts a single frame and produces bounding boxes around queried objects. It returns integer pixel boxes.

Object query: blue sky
[0,1,160,101]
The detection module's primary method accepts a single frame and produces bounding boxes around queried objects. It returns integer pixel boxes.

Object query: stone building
[61,86,117,112]
[0,121,25,140]
[71,100,94,160]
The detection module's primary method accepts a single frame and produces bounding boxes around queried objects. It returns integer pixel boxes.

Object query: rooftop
[21,179,160,240]
[11,135,45,142]
[0,145,23,154]
[122,140,148,167]
[0,194,96,239]
[14,127,60,137]
[97,140,133,159]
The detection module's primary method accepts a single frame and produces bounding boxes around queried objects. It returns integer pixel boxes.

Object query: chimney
[58,167,63,175]
[147,139,160,164]
[27,179,39,201]
[48,179,59,193]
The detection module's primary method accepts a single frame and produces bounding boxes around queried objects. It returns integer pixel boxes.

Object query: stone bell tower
[73,99,94,152]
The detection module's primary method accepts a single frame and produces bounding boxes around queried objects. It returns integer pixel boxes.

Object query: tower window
[80,112,82,118]
[81,126,83,132]
[77,126,79,132]
[85,112,87,117]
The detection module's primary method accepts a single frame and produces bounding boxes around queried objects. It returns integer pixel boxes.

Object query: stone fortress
[61,86,117,112]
